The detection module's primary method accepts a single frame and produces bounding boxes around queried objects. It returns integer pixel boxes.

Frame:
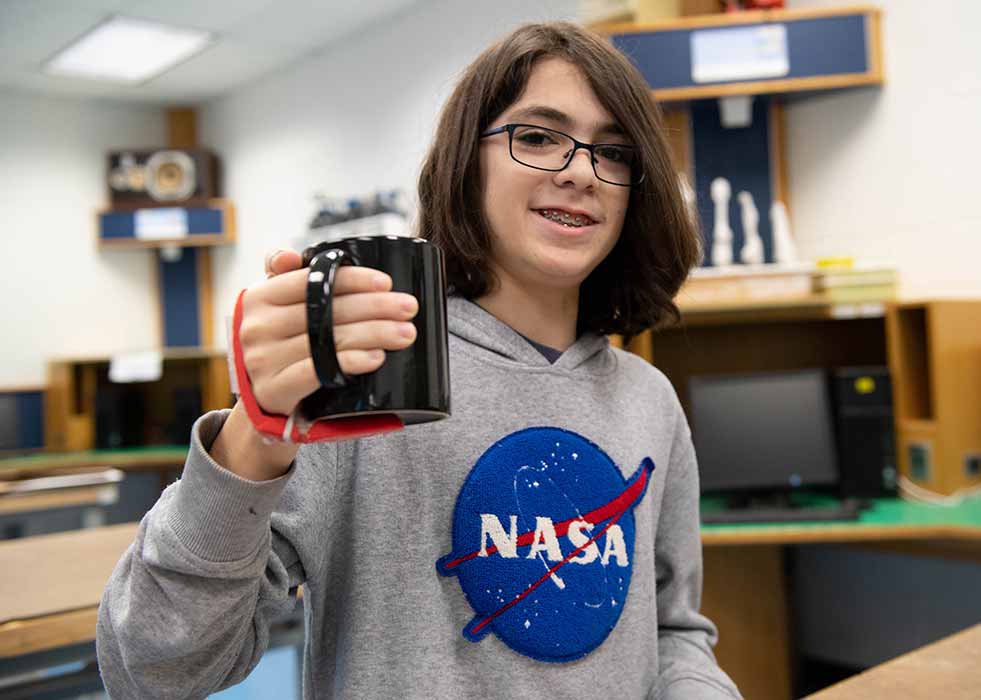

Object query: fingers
[332,291,417,325]
[334,320,417,352]
[258,358,321,415]
[259,265,394,306]
[261,348,387,414]
[264,249,303,278]
[243,333,310,377]
[337,349,387,376]
[244,251,417,416]
[335,267,392,295]
[245,327,414,375]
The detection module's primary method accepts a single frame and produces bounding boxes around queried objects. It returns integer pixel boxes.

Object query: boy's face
[479,57,631,295]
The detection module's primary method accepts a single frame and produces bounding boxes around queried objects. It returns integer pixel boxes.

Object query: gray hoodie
[97,296,741,700]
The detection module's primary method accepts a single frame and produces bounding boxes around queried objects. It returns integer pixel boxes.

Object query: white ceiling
[0,0,421,104]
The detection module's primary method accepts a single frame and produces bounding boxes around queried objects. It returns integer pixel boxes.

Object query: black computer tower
[831,366,898,498]
[95,385,147,449]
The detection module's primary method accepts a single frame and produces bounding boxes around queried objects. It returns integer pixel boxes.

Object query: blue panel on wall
[16,392,44,449]
[100,206,225,240]
[160,248,201,347]
[101,212,136,239]
[187,207,224,234]
[612,14,868,90]
[691,96,773,266]
[787,15,867,78]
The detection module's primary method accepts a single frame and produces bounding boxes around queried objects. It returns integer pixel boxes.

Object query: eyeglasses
[480,123,644,187]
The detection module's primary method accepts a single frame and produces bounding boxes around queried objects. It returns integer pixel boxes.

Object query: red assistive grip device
[230,289,404,443]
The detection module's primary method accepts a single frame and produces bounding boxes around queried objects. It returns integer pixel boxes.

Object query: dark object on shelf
[832,366,898,498]
[168,387,202,445]
[107,149,220,208]
[690,368,839,494]
[95,385,147,449]
[701,498,860,524]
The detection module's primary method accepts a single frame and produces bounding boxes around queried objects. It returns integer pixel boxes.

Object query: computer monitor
[689,369,839,494]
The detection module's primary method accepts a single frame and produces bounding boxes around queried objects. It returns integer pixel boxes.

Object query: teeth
[539,209,592,228]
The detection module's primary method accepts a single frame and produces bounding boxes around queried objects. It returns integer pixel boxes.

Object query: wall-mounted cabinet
[601,5,885,272]
[605,6,883,102]
[97,198,236,250]
[886,300,981,495]
[45,348,232,452]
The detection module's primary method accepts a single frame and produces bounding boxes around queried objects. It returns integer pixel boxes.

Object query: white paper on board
[691,24,790,84]
[109,350,163,383]
[134,208,189,240]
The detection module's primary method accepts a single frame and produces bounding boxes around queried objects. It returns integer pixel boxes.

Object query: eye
[595,145,633,164]
[514,128,561,148]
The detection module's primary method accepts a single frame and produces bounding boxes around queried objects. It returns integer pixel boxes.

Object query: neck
[475,268,580,351]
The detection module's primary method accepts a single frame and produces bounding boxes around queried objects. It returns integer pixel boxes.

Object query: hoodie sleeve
[96,410,323,700]
[651,406,742,700]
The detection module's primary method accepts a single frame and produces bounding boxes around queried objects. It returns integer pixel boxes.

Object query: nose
[553,146,597,189]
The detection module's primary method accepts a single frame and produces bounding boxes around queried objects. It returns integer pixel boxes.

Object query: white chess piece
[770,201,799,264]
[737,191,764,265]
[710,177,733,267]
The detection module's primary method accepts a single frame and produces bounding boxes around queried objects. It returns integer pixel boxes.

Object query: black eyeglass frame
[480,123,646,187]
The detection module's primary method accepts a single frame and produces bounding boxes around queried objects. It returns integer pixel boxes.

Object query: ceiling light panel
[45,16,213,84]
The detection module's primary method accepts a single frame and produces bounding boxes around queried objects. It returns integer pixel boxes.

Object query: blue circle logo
[436,427,655,663]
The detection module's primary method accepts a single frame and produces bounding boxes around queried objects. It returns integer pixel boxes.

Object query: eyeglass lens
[508,125,638,185]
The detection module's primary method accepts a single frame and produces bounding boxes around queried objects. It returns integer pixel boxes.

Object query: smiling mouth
[535,209,597,228]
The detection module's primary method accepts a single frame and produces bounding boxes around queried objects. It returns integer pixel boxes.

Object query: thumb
[264,249,303,278]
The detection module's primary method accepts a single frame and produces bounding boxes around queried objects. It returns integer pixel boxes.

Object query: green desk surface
[0,446,188,480]
[700,495,981,545]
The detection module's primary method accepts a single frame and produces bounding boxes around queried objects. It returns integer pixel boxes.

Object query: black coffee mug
[300,235,450,426]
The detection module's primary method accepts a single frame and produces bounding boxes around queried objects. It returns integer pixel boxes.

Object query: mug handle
[307,248,358,389]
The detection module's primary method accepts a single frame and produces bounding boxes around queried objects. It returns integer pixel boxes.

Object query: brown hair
[417,21,700,340]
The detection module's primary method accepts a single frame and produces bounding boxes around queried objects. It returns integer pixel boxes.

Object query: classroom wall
[4,0,978,388]
[200,0,579,346]
[0,90,165,387]
[785,0,981,297]
[776,2,981,667]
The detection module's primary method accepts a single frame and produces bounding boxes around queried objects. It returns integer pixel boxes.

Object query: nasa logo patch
[436,427,655,663]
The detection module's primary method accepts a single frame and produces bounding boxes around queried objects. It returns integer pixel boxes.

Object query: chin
[527,252,599,288]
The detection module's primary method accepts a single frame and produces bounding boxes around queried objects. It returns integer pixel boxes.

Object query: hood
[447,295,612,373]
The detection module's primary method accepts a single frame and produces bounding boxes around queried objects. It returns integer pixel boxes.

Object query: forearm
[97,411,299,698]
[209,402,298,482]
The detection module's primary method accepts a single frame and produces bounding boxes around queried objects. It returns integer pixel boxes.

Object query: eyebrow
[507,105,626,138]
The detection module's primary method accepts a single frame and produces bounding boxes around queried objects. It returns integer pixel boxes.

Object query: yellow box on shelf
[814,264,898,304]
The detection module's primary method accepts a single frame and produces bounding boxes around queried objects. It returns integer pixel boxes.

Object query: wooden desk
[0,447,188,482]
[0,523,138,658]
[4,500,981,698]
[701,497,981,700]
[804,623,981,699]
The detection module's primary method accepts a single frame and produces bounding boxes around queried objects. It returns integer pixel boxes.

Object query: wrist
[209,402,298,481]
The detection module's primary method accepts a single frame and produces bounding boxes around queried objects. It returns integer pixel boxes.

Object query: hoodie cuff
[167,410,293,563]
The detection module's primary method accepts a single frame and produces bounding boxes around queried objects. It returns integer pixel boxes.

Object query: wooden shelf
[45,347,232,452]
[603,5,883,103]
[676,297,888,326]
[98,233,230,250]
[886,300,981,495]
[48,346,226,365]
[97,198,236,249]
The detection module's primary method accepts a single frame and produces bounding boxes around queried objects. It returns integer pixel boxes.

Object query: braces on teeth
[539,209,592,227]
